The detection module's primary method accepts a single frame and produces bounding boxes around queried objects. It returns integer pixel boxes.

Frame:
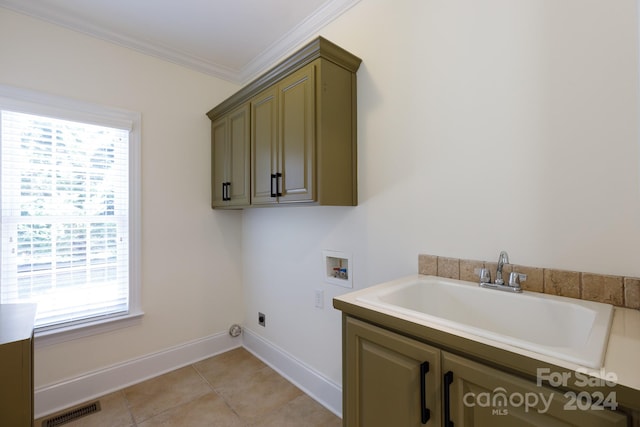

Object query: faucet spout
[495,251,509,285]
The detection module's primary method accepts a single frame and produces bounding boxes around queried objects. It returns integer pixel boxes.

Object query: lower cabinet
[345,316,441,426]
[0,304,37,427]
[443,352,627,427]
[344,316,628,427]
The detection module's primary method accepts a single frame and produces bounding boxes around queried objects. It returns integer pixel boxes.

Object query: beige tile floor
[36,348,342,427]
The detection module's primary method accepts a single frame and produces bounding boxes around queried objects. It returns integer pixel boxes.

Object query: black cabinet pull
[420,361,430,424]
[270,174,277,197]
[222,182,231,201]
[276,172,282,197]
[444,371,454,427]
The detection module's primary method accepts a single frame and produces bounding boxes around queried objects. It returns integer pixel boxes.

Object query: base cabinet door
[442,352,628,427]
[345,317,441,427]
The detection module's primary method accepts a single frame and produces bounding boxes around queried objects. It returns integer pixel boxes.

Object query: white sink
[356,275,613,368]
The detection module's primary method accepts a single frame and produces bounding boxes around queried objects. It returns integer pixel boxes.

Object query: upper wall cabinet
[207,37,362,209]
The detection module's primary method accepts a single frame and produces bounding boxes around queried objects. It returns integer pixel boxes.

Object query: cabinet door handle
[225,182,231,201]
[276,172,282,197]
[270,174,277,197]
[444,371,454,427]
[222,182,227,201]
[420,361,430,424]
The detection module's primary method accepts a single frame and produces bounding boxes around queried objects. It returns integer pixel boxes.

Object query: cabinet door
[226,104,250,207]
[211,105,250,208]
[211,116,228,208]
[278,64,315,203]
[345,317,441,427]
[251,87,278,205]
[442,352,627,427]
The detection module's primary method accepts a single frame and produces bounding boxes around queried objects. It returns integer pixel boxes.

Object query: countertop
[333,274,640,410]
[0,303,37,344]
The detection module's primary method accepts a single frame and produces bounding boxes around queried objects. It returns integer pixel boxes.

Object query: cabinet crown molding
[207,36,362,120]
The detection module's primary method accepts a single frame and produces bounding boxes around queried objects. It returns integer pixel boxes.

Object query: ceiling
[0,0,360,84]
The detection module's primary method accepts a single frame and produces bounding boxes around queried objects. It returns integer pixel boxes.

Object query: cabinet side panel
[316,59,357,206]
[0,341,28,426]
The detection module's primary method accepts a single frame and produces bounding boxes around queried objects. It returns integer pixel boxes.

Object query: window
[0,85,141,339]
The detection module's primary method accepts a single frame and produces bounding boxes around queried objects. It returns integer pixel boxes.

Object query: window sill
[34,310,144,348]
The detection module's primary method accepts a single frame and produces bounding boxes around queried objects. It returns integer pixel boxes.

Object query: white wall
[243,0,640,387]
[0,9,244,387]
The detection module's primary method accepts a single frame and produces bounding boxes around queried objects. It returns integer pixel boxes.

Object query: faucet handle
[479,268,491,284]
[508,272,527,288]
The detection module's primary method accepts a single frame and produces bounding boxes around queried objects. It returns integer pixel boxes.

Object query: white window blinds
[1,110,131,330]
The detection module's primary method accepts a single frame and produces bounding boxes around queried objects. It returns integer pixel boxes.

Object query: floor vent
[42,401,101,427]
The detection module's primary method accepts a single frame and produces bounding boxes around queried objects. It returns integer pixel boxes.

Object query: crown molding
[0,0,360,84]
[237,0,361,84]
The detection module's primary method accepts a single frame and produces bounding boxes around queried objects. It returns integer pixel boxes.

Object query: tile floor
[35,347,342,427]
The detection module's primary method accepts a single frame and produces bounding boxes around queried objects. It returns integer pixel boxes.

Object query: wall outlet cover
[314,289,324,309]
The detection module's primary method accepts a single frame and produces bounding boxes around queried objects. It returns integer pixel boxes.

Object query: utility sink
[356,275,613,368]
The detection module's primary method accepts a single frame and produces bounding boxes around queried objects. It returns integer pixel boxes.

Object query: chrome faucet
[478,250,525,293]
[495,251,509,285]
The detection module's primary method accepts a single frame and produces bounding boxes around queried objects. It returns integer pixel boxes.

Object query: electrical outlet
[314,289,324,309]
[258,312,266,327]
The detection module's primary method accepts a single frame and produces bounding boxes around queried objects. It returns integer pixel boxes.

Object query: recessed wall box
[323,250,352,288]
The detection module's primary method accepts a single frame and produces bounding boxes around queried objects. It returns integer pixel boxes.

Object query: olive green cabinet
[251,57,357,206]
[345,317,441,427]
[250,86,278,204]
[211,104,250,208]
[208,37,361,209]
[251,63,316,205]
[0,304,37,427]
[343,316,628,427]
[443,352,627,427]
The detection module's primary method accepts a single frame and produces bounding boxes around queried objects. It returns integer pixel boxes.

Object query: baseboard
[34,327,343,420]
[242,327,343,418]
[34,331,241,419]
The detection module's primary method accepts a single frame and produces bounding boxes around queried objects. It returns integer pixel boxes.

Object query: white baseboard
[242,327,343,418]
[34,331,241,419]
[34,327,343,420]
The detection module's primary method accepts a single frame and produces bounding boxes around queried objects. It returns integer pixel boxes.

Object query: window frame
[0,85,142,347]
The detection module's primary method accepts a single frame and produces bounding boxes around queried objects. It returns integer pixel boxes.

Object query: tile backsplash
[419,254,640,310]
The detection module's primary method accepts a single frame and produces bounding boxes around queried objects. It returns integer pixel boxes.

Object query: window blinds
[1,110,130,330]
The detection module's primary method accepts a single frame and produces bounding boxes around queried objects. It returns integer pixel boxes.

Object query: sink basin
[356,275,613,368]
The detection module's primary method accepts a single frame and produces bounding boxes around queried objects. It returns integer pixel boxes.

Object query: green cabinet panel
[277,64,315,203]
[251,87,278,205]
[211,104,250,208]
[345,317,441,427]
[443,351,628,427]
[0,304,36,427]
